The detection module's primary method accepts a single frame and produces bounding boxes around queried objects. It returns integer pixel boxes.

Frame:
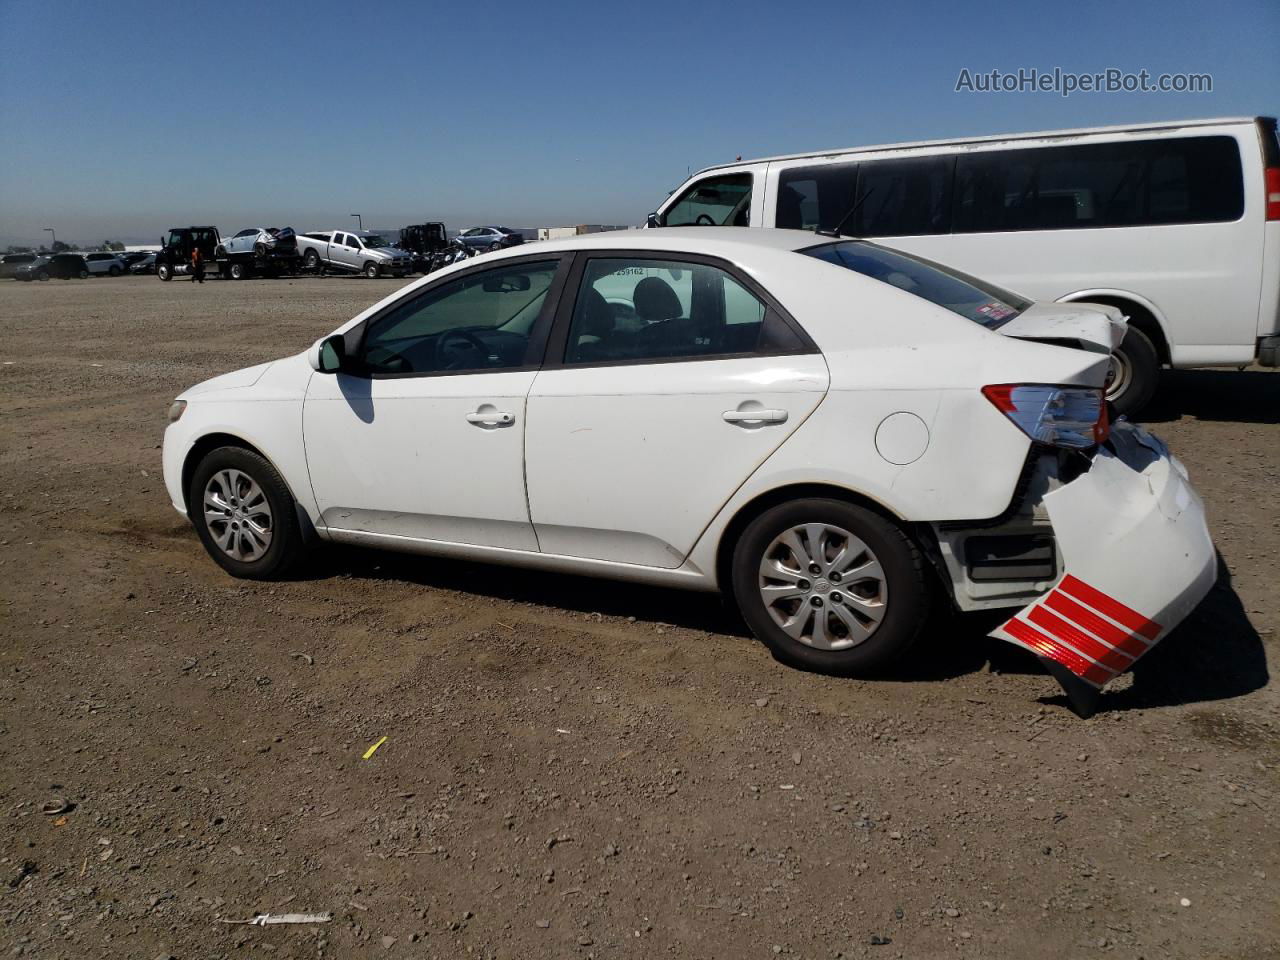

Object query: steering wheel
[435,329,490,370]
[694,213,717,225]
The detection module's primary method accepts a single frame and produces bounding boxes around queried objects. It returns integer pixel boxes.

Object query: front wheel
[109,265,122,276]
[730,499,931,675]
[363,261,380,279]
[157,263,172,281]
[77,269,89,279]
[229,262,247,280]
[36,270,50,281]
[1106,326,1160,418]
[189,446,304,579]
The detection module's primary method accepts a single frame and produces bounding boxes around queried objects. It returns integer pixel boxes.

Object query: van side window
[777,163,859,231]
[664,174,752,226]
[953,136,1244,233]
[852,156,955,237]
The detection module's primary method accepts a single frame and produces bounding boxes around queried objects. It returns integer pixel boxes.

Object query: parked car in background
[15,253,90,280]
[649,116,1280,415]
[1,253,38,279]
[455,226,524,253]
[84,252,127,276]
[119,251,154,270]
[296,230,415,278]
[129,252,157,274]
[220,227,298,258]
[162,227,1216,717]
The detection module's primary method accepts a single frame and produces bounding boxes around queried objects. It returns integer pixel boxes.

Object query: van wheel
[189,446,304,580]
[1107,326,1159,417]
[730,499,931,675]
[157,263,172,281]
[363,261,380,279]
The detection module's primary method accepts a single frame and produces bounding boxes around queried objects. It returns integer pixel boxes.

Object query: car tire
[488,242,502,252]
[229,262,247,280]
[188,446,304,580]
[36,270,49,281]
[254,242,267,258]
[363,261,380,279]
[109,265,122,276]
[77,269,89,279]
[1107,325,1159,418]
[730,498,931,675]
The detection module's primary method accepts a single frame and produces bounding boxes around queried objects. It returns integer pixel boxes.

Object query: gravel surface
[1,275,1276,959]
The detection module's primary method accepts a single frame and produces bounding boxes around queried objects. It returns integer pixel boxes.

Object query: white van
[649,117,1280,413]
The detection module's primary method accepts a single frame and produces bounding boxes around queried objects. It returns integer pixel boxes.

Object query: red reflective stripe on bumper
[1059,575,1161,640]
[1043,591,1150,658]
[1026,605,1133,672]
[1003,618,1113,686]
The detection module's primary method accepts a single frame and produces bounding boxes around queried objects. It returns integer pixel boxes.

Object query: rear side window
[954,136,1244,232]
[663,173,752,226]
[804,240,1031,328]
[564,257,803,364]
[777,162,859,231]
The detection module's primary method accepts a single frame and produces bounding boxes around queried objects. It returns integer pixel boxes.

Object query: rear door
[524,252,828,568]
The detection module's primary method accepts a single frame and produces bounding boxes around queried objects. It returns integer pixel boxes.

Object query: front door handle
[723,408,788,425]
[466,408,514,427]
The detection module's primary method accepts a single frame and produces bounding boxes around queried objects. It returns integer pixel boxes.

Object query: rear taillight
[982,384,1108,449]
[1266,166,1280,221]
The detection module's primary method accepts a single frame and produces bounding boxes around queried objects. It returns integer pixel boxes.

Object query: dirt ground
[1,275,1276,960]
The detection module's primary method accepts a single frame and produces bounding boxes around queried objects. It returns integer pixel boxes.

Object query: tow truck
[155,226,301,281]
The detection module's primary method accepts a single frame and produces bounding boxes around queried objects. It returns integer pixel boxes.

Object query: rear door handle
[722,408,788,425]
[466,409,514,426]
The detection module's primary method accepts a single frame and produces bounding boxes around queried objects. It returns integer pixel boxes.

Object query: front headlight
[168,400,187,423]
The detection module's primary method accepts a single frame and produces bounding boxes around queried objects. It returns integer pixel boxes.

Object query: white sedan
[162,228,1216,714]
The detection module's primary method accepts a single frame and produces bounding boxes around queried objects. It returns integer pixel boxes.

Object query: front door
[303,257,565,550]
[525,253,829,567]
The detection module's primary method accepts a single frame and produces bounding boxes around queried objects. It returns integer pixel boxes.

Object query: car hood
[179,361,275,399]
[368,245,412,259]
[996,302,1127,355]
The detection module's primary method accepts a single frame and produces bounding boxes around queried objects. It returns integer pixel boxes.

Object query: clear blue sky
[1,0,1276,246]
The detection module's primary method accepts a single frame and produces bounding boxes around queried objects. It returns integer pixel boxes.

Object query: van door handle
[466,409,514,426]
[722,408,788,425]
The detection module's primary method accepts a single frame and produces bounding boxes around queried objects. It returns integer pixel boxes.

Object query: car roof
[506,226,829,258]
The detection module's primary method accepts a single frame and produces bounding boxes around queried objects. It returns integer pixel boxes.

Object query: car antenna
[814,188,874,239]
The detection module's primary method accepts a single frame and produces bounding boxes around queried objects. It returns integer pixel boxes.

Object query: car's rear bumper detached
[990,421,1217,716]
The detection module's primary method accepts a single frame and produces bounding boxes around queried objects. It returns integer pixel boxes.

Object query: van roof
[692,116,1271,175]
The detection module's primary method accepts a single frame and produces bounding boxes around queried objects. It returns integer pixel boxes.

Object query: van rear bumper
[990,422,1216,715]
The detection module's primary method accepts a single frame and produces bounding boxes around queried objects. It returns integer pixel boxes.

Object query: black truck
[398,221,449,273]
[155,226,301,280]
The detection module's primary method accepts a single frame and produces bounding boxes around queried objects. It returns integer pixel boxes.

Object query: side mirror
[645,212,661,228]
[310,334,350,374]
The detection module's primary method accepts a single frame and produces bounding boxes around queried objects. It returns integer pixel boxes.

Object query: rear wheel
[77,269,89,279]
[304,249,321,273]
[109,265,122,276]
[254,242,268,258]
[189,447,304,580]
[1107,326,1159,417]
[731,498,931,675]
[36,270,49,281]
[363,261,380,279]
[488,241,502,252]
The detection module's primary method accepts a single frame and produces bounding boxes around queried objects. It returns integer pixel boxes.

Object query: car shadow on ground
[1139,367,1278,425]
[323,548,1267,714]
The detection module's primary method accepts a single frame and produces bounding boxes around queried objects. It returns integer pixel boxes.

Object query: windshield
[802,240,1030,328]
[360,235,389,248]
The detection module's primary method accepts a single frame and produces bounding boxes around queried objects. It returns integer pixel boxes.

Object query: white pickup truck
[296,230,416,278]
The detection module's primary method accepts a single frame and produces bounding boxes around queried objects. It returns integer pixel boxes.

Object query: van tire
[1108,326,1159,417]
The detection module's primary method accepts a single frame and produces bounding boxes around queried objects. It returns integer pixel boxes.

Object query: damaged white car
[162,228,1216,714]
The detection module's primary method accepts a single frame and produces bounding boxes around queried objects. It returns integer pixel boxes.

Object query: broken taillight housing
[982,384,1108,449]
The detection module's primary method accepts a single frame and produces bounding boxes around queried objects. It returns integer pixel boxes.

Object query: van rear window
[802,240,1030,328]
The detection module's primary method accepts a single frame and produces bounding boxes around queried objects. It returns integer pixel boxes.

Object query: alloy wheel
[757,523,888,650]
[203,469,273,562]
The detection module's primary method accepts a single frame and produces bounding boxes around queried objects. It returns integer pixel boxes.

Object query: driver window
[360,260,559,375]
[663,173,753,226]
